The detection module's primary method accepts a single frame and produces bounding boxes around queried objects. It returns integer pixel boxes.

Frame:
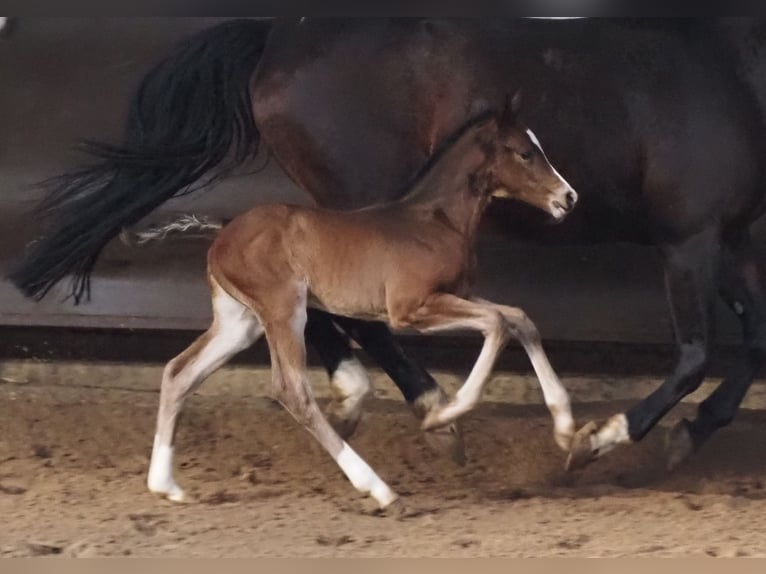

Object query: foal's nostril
[566,191,577,210]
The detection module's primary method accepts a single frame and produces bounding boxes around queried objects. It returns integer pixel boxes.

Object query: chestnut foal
[147,106,577,510]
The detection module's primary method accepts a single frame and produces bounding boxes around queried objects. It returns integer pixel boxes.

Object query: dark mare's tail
[7,18,272,303]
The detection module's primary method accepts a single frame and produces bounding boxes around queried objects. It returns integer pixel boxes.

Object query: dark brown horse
[9,18,766,471]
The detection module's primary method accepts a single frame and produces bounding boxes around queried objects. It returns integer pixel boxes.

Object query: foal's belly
[305,277,391,322]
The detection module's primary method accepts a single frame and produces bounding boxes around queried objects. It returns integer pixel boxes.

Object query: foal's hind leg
[147,281,263,502]
[330,315,467,465]
[305,309,465,464]
[264,292,398,509]
[667,234,766,469]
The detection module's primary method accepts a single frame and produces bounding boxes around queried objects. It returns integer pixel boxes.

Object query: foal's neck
[400,129,492,241]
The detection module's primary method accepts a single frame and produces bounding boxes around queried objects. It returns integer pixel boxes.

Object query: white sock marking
[592,414,630,456]
[330,357,372,420]
[147,435,186,502]
[336,444,397,508]
[527,346,574,449]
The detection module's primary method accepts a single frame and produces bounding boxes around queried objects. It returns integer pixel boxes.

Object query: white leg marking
[147,435,186,502]
[526,345,574,451]
[330,357,373,422]
[336,444,398,508]
[591,414,630,456]
[469,298,573,450]
[421,314,508,428]
[149,283,263,503]
[446,329,505,418]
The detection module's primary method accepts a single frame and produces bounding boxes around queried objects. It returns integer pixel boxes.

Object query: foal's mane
[394,110,497,204]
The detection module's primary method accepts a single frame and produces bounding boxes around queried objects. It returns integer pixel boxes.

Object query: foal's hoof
[343,495,407,518]
[423,422,467,466]
[326,410,361,441]
[147,477,191,504]
[150,486,191,504]
[565,421,599,472]
[666,418,695,472]
[421,407,446,431]
[359,497,429,521]
[380,498,432,520]
[413,391,467,466]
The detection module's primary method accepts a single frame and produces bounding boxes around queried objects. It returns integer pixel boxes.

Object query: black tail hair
[8,18,272,303]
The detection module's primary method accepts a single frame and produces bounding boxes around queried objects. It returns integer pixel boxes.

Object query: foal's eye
[518,151,533,162]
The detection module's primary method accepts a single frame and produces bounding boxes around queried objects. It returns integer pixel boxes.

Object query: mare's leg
[330,315,467,464]
[147,280,263,502]
[397,294,572,451]
[305,310,373,439]
[267,293,398,509]
[567,230,718,470]
[667,232,766,468]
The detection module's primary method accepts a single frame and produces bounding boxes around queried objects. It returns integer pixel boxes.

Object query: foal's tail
[118,214,228,247]
[7,18,272,303]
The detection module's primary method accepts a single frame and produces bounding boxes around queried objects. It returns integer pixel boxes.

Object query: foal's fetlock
[553,410,576,452]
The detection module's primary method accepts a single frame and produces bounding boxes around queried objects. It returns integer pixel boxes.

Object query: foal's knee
[506,310,541,347]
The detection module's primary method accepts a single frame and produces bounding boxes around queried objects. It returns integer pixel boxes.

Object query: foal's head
[479,92,577,221]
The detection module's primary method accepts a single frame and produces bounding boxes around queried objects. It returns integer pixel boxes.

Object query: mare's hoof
[666,418,695,472]
[565,421,599,472]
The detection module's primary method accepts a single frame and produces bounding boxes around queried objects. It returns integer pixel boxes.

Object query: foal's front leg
[393,293,572,451]
[472,298,574,451]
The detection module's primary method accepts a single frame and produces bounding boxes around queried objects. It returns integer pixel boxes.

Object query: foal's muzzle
[550,188,578,221]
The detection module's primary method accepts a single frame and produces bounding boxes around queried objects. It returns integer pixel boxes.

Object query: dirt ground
[1,370,766,558]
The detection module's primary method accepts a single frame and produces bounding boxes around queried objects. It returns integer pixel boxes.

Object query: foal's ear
[500,90,523,127]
